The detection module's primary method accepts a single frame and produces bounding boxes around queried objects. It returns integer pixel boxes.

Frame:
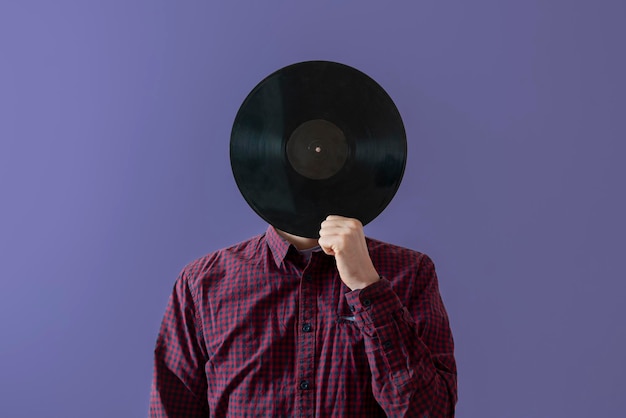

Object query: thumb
[318,237,335,256]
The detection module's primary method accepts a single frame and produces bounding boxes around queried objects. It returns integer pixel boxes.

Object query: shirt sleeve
[344,254,457,417]
[149,270,209,417]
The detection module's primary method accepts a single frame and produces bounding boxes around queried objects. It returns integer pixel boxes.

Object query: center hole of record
[308,141,324,156]
[286,119,348,180]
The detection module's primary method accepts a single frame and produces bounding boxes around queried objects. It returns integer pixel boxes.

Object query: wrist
[345,273,380,291]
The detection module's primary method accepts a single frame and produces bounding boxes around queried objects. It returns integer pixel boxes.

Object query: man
[150,215,457,417]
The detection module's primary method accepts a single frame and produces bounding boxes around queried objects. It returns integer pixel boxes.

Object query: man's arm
[345,257,457,416]
[319,216,457,417]
[150,271,209,417]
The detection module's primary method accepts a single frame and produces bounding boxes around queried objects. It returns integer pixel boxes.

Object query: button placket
[296,269,316,416]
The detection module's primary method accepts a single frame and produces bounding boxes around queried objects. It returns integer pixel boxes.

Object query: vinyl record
[230,60,407,238]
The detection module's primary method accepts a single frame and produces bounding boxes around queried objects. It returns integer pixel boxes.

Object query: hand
[318,215,380,290]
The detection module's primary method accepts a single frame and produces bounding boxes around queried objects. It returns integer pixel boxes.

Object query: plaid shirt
[150,226,457,417]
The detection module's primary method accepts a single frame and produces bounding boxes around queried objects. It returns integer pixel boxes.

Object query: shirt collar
[265,225,292,267]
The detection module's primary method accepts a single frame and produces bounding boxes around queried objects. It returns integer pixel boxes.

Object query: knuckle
[348,219,361,229]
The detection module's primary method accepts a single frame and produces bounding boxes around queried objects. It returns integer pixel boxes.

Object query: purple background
[1,1,624,417]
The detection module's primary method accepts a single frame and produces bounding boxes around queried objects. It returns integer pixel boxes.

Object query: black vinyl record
[230,61,407,238]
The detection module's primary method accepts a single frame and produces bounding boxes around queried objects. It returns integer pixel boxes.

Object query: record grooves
[230,61,407,238]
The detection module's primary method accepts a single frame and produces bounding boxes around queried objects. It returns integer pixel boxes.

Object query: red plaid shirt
[150,226,457,417]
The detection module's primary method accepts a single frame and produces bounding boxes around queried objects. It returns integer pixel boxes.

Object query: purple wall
[1,1,624,416]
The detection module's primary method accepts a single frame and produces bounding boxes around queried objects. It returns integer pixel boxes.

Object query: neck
[275,228,319,250]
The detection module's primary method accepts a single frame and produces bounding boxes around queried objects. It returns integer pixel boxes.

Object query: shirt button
[362,298,372,307]
[303,274,312,282]
[302,323,312,332]
[349,305,356,312]
[299,380,310,390]
[383,340,393,350]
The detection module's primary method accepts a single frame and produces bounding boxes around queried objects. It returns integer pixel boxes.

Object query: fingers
[319,215,363,236]
[324,215,362,224]
[318,215,364,255]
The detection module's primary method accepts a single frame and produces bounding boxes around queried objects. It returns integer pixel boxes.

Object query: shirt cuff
[344,278,401,327]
